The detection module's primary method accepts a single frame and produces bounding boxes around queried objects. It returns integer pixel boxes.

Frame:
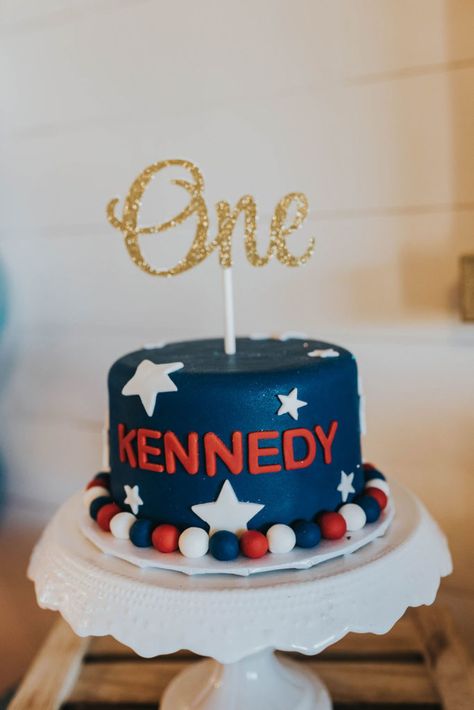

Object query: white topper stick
[222,267,236,355]
[101,410,111,471]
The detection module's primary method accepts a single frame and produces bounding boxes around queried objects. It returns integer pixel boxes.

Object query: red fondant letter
[164,431,199,474]
[118,423,137,468]
[248,431,281,474]
[204,432,243,476]
[283,428,316,470]
[314,421,338,464]
[137,428,164,472]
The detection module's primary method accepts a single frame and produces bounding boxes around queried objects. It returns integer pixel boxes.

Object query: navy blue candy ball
[94,471,111,487]
[356,495,381,523]
[89,496,113,520]
[363,464,386,481]
[130,519,155,547]
[209,530,240,561]
[292,520,321,548]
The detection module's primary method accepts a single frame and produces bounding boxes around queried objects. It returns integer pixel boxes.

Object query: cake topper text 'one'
[106,159,315,277]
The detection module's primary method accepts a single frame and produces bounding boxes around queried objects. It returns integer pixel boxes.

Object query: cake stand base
[161,650,331,710]
[28,481,451,709]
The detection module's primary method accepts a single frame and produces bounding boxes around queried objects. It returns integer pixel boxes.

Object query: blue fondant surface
[364,467,386,481]
[356,495,381,523]
[209,530,240,561]
[292,520,322,548]
[130,519,154,547]
[108,337,364,529]
[89,496,112,520]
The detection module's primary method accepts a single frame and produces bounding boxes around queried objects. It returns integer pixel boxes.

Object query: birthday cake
[83,336,390,564]
[82,158,391,568]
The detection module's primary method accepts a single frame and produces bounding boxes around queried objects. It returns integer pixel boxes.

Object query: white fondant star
[123,484,143,514]
[307,348,340,358]
[143,341,167,350]
[279,331,308,341]
[249,332,271,340]
[277,387,307,420]
[191,480,264,535]
[337,471,355,502]
[121,360,184,416]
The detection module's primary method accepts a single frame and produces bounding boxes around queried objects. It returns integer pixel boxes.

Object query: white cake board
[80,495,394,576]
[28,480,451,710]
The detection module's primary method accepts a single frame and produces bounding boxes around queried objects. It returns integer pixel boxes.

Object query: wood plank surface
[413,605,474,710]
[8,619,89,710]
[317,660,438,705]
[68,658,438,706]
[11,605,474,708]
[88,612,422,660]
[68,660,182,705]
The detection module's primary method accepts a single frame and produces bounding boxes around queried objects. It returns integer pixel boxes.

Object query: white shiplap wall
[0,1,473,594]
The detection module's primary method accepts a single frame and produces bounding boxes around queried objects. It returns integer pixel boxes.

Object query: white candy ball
[339,503,367,531]
[179,527,209,558]
[365,478,390,496]
[110,512,136,539]
[83,486,109,509]
[267,524,296,554]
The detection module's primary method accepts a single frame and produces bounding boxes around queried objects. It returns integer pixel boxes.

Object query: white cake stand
[28,480,451,710]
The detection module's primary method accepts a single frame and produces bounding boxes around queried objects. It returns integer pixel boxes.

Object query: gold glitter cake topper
[106,159,315,277]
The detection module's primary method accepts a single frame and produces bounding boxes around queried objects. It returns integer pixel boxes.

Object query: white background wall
[0,0,473,601]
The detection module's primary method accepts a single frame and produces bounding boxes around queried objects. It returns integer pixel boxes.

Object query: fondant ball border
[89,495,113,520]
[83,485,110,509]
[152,524,180,553]
[110,511,136,539]
[209,530,240,561]
[266,524,296,554]
[179,527,209,558]
[97,502,121,532]
[318,512,346,540]
[240,531,268,559]
[365,486,388,510]
[130,519,154,547]
[356,495,381,523]
[83,463,390,562]
[292,520,322,548]
[338,503,366,531]
[362,463,385,481]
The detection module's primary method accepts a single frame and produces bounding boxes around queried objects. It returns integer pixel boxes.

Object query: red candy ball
[86,478,109,490]
[365,487,388,510]
[240,531,268,559]
[363,462,375,471]
[97,503,121,532]
[152,524,180,553]
[319,512,347,540]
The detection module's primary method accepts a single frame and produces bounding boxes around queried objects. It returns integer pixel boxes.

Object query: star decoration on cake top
[191,480,264,535]
[307,348,339,358]
[123,484,143,514]
[121,359,184,416]
[276,387,307,421]
[337,471,355,502]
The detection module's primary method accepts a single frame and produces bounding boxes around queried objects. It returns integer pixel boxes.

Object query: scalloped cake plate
[79,498,395,577]
[29,480,451,663]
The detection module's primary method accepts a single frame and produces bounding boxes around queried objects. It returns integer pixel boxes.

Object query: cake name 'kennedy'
[117,422,338,475]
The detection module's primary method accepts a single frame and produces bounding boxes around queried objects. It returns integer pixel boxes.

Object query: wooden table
[9,604,474,709]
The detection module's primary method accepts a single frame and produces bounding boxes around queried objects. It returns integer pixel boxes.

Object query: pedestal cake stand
[28,480,451,710]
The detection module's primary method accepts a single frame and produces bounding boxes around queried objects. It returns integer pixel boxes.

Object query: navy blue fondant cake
[84,336,390,562]
[108,337,362,528]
